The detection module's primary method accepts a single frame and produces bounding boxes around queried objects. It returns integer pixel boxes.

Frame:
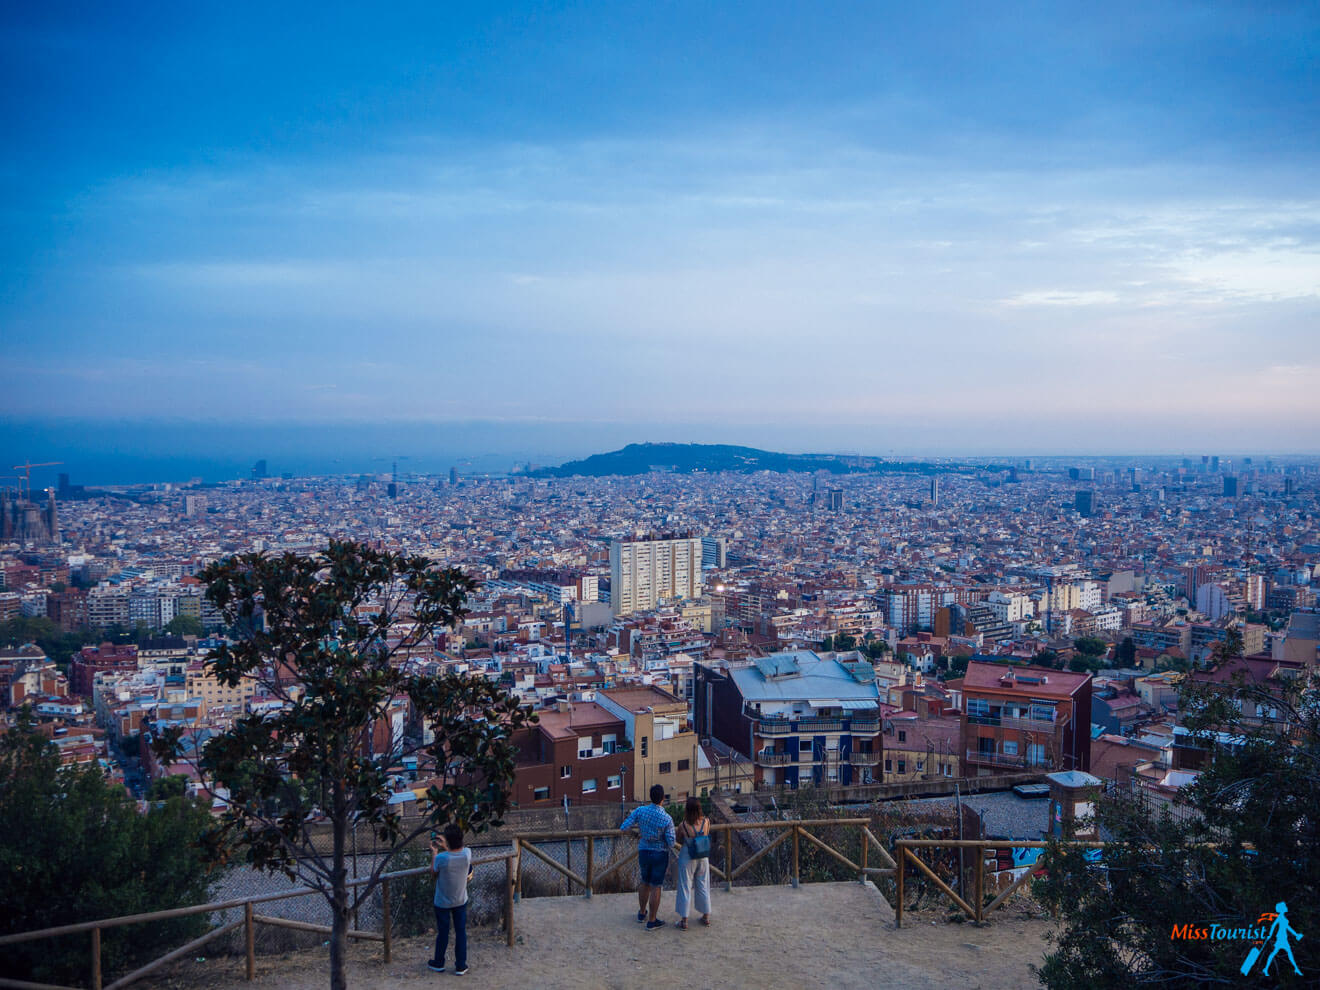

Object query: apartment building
[510,701,633,807]
[960,661,1092,775]
[882,714,961,782]
[609,536,703,616]
[597,684,698,802]
[695,651,884,788]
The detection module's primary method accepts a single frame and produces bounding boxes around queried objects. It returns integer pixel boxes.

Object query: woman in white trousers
[674,796,711,930]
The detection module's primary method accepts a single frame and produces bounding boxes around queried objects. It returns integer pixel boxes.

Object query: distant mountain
[532,443,942,478]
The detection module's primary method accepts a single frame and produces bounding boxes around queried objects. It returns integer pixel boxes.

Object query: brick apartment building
[959,662,1092,774]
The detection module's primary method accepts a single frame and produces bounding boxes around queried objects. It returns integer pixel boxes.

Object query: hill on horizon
[531,442,946,478]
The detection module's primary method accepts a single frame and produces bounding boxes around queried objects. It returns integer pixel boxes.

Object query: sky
[2,1,1319,478]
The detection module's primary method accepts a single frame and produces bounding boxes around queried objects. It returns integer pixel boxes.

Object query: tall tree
[1035,667,1319,986]
[153,540,533,990]
[0,713,217,985]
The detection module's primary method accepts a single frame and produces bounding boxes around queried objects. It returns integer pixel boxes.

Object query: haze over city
[4,1,1319,476]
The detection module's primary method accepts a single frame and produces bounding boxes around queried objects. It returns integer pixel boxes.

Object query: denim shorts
[637,849,668,886]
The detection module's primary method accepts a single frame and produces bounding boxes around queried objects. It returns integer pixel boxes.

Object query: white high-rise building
[609,536,703,616]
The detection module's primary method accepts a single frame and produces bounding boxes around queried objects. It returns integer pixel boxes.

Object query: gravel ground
[156,881,1054,990]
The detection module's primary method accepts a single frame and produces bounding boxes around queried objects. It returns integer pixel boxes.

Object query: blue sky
[2,1,1318,460]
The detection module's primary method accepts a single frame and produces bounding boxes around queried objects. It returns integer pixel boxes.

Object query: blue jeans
[434,903,467,969]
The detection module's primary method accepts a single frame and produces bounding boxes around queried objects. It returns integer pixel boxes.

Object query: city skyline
[3,3,1319,452]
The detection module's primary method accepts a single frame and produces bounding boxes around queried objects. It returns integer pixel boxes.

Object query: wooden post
[91,926,102,990]
[565,839,573,896]
[724,829,733,892]
[585,836,594,898]
[245,901,255,980]
[791,824,800,888]
[505,854,516,947]
[515,840,523,902]
[895,844,905,929]
[974,844,985,925]
[859,830,868,883]
[381,876,392,964]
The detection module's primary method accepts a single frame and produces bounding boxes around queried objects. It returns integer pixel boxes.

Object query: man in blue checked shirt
[620,783,676,931]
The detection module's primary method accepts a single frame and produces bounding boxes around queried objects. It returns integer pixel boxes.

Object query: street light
[620,764,629,813]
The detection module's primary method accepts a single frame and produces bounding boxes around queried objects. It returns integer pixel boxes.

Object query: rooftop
[596,684,684,713]
[732,651,882,705]
[962,661,1090,698]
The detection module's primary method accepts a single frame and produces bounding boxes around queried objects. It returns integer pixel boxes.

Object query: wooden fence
[893,838,1106,927]
[0,852,516,990]
[513,818,898,897]
[0,820,900,990]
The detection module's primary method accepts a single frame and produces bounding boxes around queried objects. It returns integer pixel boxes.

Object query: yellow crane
[11,461,62,501]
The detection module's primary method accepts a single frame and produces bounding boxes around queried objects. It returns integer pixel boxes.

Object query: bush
[0,716,221,985]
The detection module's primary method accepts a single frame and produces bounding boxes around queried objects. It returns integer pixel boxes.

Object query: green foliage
[1036,672,1319,987]
[163,614,204,637]
[864,638,891,660]
[0,715,218,985]
[834,633,857,652]
[1117,637,1137,667]
[148,774,189,800]
[152,540,534,990]
[1072,636,1107,657]
[0,616,89,666]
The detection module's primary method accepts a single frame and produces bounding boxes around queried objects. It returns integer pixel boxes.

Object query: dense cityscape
[3,452,1317,815]
[4,3,1318,986]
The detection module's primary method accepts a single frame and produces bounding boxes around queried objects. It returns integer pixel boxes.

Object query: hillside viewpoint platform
[184,882,1052,990]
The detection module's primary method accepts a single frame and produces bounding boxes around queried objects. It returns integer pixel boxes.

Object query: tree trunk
[329,784,349,990]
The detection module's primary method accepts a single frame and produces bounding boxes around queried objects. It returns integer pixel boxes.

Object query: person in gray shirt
[428,824,473,974]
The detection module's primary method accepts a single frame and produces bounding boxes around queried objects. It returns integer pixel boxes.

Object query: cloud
[1003,290,1121,307]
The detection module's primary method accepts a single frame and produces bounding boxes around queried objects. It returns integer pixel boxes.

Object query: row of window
[534,772,626,800]
[884,759,955,777]
[558,759,690,781]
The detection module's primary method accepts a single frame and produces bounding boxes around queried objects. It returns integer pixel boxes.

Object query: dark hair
[649,783,665,804]
[443,824,463,849]
[684,796,702,826]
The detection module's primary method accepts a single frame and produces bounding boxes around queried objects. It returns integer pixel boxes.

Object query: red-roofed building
[960,661,1092,774]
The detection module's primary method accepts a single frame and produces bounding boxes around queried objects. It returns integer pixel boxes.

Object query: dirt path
[157,882,1053,990]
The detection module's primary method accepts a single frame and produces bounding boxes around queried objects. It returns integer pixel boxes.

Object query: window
[658,761,672,774]
[560,765,572,778]
[944,764,953,777]
[1002,741,1018,756]
[897,730,906,743]
[884,759,892,773]
[897,761,906,775]
[1028,743,1047,766]
[533,786,550,800]
[607,775,622,789]
[799,739,812,752]
[583,778,597,794]
[915,760,924,773]
[641,736,648,758]
[677,759,689,771]
[967,698,990,718]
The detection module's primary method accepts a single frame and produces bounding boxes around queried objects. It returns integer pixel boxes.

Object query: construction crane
[11,461,62,501]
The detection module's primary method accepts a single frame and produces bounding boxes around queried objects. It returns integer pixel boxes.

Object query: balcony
[848,752,880,766]
[965,748,1053,770]
[795,718,845,732]
[966,714,1069,734]
[756,720,792,736]
[849,719,881,734]
[755,751,794,766]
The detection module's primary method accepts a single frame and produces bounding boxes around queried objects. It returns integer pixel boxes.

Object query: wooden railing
[0,820,895,990]
[0,852,517,990]
[514,819,896,897]
[893,839,1104,928]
